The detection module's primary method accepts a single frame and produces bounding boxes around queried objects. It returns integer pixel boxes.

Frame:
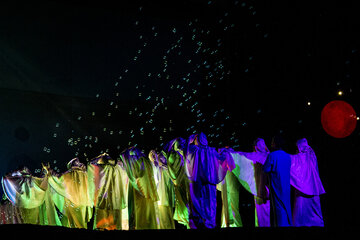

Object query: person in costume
[218,138,270,227]
[161,137,190,229]
[239,138,270,227]
[119,147,159,230]
[1,165,62,226]
[217,146,243,227]
[149,150,175,229]
[290,138,325,226]
[47,158,93,228]
[263,135,292,227]
[185,132,234,228]
[116,157,130,230]
[87,153,126,230]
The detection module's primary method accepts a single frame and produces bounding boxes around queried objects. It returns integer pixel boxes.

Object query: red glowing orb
[321,100,357,138]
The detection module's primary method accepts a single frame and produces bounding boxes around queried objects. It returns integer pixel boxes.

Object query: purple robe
[185,133,234,228]
[290,138,325,227]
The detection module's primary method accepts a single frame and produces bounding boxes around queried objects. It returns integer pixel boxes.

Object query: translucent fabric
[161,137,190,228]
[220,141,270,227]
[149,150,175,229]
[47,159,93,229]
[1,167,62,226]
[292,189,324,227]
[186,133,234,228]
[218,171,243,227]
[290,138,325,196]
[87,154,126,230]
[290,138,325,227]
[120,147,159,230]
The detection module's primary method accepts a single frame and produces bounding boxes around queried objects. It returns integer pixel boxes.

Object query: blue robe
[263,150,292,227]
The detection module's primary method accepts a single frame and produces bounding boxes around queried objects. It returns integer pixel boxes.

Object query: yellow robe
[161,149,190,228]
[218,172,243,227]
[152,161,175,229]
[87,159,126,230]
[47,166,93,228]
[120,148,159,230]
[1,168,62,226]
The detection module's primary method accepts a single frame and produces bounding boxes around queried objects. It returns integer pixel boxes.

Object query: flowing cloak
[1,167,62,226]
[219,145,270,227]
[161,137,190,228]
[47,159,93,228]
[263,150,292,227]
[185,133,234,229]
[217,165,243,228]
[117,161,130,230]
[290,139,325,227]
[230,151,266,197]
[241,151,270,227]
[150,151,175,229]
[87,154,126,230]
[120,147,159,230]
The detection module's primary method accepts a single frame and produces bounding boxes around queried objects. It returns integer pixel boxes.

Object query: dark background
[0,0,359,230]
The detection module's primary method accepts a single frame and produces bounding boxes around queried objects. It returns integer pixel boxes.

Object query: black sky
[0,0,359,230]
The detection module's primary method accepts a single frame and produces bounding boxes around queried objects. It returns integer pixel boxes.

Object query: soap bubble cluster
[44,0,268,170]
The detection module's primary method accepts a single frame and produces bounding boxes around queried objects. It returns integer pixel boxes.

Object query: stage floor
[0,224,341,240]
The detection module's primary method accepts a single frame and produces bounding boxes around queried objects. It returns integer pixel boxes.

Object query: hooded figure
[1,166,62,226]
[87,153,126,230]
[149,150,175,229]
[119,147,159,230]
[47,158,93,228]
[186,133,234,228]
[220,138,270,227]
[161,137,190,228]
[290,138,325,226]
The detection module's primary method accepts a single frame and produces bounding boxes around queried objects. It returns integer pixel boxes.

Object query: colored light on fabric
[230,153,257,196]
[186,133,232,229]
[290,139,325,227]
[2,168,63,226]
[162,138,190,229]
[290,138,325,196]
[263,150,292,227]
[120,147,159,230]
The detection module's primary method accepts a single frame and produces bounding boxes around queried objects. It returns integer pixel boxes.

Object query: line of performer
[0,133,325,229]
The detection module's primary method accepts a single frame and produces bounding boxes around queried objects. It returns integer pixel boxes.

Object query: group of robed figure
[1,133,325,229]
